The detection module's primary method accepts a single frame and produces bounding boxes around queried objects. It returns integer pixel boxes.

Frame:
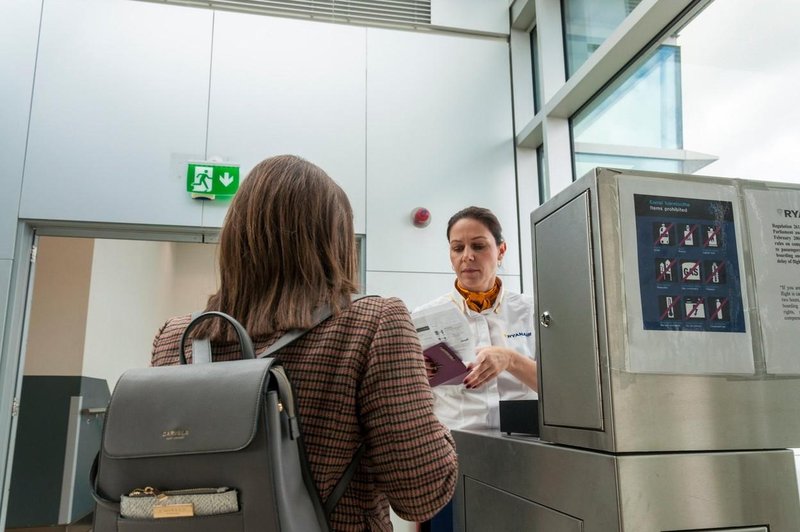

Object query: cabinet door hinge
[11,398,19,417]
[30,245,38,264]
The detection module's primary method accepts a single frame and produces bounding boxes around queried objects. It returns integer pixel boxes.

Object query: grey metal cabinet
[531,167,800,453]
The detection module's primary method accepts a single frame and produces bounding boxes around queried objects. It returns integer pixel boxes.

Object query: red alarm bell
[412,207,431,228]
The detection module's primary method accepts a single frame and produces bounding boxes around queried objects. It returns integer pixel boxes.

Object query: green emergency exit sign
[186,162,240,199]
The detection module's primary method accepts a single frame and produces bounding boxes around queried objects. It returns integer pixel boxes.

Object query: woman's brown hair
[194,154,358,341]
[446,206,504,245]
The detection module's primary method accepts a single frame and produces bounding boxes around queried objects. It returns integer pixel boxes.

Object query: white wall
[0,0,40,258]
[363,26,518,306]
[23,237,94,377]
[365,28,516,276]
[202,11,368,232]
[18,0,516,243]
[12,0,519,314]
[165,242,219,318]
[80,240,221,390]
[432,0,509,34]
[20,0,210,227]
[81,240,174,389]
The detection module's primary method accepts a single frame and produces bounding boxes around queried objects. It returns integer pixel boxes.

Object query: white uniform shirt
[414,285,538,430]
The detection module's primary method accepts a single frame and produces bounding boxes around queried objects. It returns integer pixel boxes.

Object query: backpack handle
[178,311,255,364]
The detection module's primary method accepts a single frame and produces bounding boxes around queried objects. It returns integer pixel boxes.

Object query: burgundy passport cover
[424,342,469,387]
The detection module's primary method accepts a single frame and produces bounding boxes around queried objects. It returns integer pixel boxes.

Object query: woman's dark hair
[446,206,504,245]
[194,154,358,341]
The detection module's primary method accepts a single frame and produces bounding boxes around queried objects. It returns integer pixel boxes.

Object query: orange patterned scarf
[455,277,502,313]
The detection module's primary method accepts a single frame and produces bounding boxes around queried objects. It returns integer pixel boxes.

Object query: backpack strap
[89,454,120,513]
[258,294,373,517]
[258,295,361,358]
[189,294,374,363]
[190,311,212,364]
[324,442,366,518]
[268,363,364,516]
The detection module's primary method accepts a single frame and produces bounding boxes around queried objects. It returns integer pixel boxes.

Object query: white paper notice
[618,175,754,375]
[743,186,800,374]
[411,302,474,359]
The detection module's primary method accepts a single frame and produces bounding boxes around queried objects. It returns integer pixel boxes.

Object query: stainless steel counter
[452,429,800,532]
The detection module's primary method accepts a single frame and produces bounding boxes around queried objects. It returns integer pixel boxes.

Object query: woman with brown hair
[415,206,537,532]
[151,155,457,530]
[415,205,538,431]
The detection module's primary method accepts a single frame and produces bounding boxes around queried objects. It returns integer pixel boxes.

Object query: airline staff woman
[415,206,538,431]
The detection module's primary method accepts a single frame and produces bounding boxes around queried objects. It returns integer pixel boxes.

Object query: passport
[424,342,469,387]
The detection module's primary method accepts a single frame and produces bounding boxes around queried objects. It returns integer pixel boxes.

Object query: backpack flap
[103,358,274,458]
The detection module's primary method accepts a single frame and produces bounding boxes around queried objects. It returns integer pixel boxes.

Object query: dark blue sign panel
[634,194,745,332]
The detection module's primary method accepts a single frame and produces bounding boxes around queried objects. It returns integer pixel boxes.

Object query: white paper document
[411,302,474,359]
[743,186,800,374]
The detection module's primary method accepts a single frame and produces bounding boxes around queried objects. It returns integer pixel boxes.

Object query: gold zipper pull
[128,486,161,497]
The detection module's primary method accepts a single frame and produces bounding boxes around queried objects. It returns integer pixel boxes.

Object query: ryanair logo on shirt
[507,331,532,338]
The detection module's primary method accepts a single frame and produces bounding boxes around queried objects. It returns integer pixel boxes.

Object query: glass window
[531,27,541,114]
[573,45,681,149]
[570,0,800,185]
[572,44,683,179]
[562,0,643,77]
[537,145,549,204]
[679,0,800,184]
[575,153,682,180]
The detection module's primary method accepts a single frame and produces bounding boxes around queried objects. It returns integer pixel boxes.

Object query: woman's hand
[462,346,538,391]
[424,356,438,380]
[462,346,513,389]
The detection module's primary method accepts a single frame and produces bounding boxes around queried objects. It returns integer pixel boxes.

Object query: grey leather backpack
[90,308,364,531]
